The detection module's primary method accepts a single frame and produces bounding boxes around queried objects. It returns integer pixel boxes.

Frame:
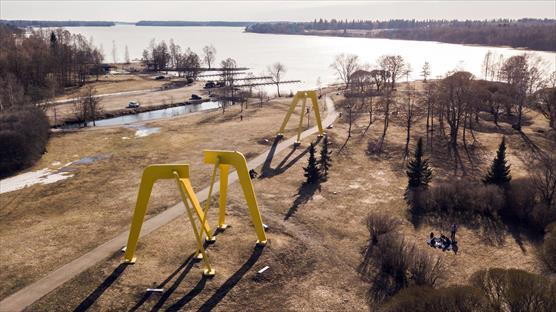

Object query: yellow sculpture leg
[277,90,325,140]
[123,164,212,273]
[218,164,229,229]
[204,150,268,245]
[173,173,214,276]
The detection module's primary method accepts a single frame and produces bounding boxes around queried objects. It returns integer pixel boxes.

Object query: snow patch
[135,127,160,137]
[0,168,73,194]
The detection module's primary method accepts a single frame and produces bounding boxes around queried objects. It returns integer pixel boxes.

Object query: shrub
[366,213,401,245]
[542,223,556,272]
[419,180,505,222]
[381,285,487,312]
[470,268,556,312]
[359,214,443,305]
[0,107,49,177]
[505,178,556,231]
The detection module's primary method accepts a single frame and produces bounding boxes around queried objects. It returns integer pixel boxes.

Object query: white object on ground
[146,288,164,293]
[135,127,160,137]
[263,223,269,230]
[257,266,269,274]
[0,168,74,194]
[121,246,127,252]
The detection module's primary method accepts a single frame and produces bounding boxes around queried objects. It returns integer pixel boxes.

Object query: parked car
[127,100,140,108]
[204,81,215,88]
[190,94,202,100]
[154,75,165,80]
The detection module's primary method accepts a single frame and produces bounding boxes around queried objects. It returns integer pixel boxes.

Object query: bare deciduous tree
[74,85,102,127]
[330,53,360,89]
[530,156,556,208]
[378,55,406,90]
[534,84,556,129]
[255,87,267,108]
[220,57,237,112]
[267,62,287,97]
[202,45,216,69]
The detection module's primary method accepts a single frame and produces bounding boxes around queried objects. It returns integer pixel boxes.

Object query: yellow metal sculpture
[204,150,268,245]
[123,164,215,276]
[123,150,267,277]
[277,90,324,144]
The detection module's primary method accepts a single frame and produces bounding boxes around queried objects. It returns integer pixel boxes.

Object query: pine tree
[483,137,511,186]
[304,142,321,184]
[319,135,332,180]
[406,138,432,189]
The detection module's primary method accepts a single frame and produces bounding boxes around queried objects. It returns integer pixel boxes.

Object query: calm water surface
[64,25,555,93]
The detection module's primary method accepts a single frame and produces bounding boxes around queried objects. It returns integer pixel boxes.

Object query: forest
[0,20,115,27]
[0,24,104,177]
[245,18,556,51]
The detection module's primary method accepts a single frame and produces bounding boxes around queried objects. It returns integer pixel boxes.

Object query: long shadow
[128,254,195,312]
[197,246,265,311]
[73,263,128,312]
[149,254,198,312]
[519,131,546,160]
[164,276,208,311]
[260,137,281,178]
[284,182,320,220]
[260,137,322,180]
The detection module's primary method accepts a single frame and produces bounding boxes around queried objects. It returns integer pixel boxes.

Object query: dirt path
[0,97,337,312]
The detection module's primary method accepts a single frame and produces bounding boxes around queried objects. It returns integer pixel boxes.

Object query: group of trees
[1,24,105,176]
[141,39,203,78]
[304,136,333,184]
[246,18,556,51]
[1,25,104,107]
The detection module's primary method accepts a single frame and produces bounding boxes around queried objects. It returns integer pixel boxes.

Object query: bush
[359,214,444,305]
[419,180,505,222]
[366,213,401,245]
[381,285,487,312]
[0,107,49,177]
[470,268,556,312]
[542,223,556,272]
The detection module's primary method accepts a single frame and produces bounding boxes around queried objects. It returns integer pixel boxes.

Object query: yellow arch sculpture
[277,90,324,144]
[204,150,268,245]
[123,150,267,277]
[123,164,215,276]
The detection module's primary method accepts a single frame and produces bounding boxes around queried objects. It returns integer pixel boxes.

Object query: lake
[65,25,555,93]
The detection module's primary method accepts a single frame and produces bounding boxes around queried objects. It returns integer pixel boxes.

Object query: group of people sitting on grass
[427,224,458,254]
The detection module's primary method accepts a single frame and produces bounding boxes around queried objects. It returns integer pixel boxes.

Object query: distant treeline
[136,21,252,27]
[246,19,556,51]
[0,20,115,27]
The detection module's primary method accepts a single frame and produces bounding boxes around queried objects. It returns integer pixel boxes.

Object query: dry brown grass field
[2,83,555,311]
[0,97,319,302]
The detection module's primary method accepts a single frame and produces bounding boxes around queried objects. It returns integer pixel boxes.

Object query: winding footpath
[0,96,338,311]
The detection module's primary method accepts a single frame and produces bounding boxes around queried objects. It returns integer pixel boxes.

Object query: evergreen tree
[483,137,511,186]
[319,135,332,180]
[304,142,321,184]
[406,138,432,189]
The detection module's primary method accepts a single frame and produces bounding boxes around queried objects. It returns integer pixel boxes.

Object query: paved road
[48,87,161,105]
[0,96,338,311]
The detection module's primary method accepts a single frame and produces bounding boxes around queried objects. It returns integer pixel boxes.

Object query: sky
[1,0,555,22]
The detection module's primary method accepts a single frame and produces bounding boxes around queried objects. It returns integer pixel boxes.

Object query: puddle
[73,154,111,165]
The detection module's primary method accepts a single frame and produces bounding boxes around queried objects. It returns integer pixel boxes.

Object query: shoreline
[244,30,555,53]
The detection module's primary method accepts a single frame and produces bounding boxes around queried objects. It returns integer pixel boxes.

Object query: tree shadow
[260,137,322,180]
[73,263,128,312]
[127,253,195,312]
[518,131,546,160]
[197,246,264,311]
[284,182,321,221]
